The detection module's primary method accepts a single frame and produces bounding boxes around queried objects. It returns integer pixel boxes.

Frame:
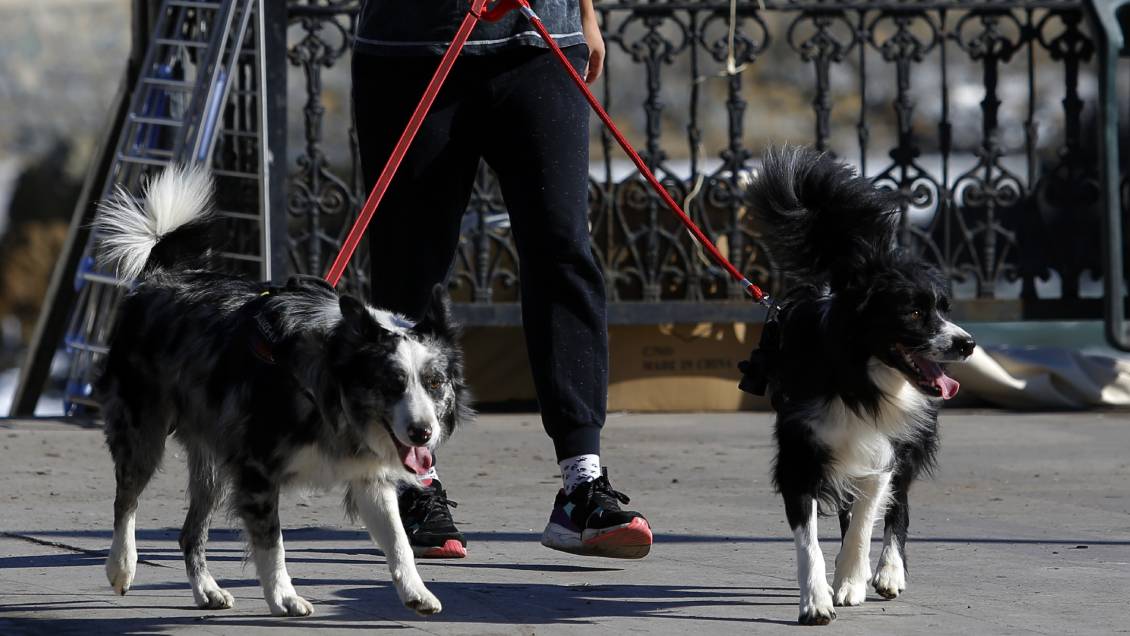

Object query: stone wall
[0,0,131,167]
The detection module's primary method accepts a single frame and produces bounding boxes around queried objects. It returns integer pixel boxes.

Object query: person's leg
[352,52,481,558]
[481,47,650,558]
[481,46,606,468]
[352,52,481,318]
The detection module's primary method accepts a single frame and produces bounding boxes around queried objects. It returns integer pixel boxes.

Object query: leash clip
[478,0,534,22]
[760,295,780,320]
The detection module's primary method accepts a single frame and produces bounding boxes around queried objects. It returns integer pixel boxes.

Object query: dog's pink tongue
[915,357,960,400]
[935,374,960,400]
[399,446,434,475]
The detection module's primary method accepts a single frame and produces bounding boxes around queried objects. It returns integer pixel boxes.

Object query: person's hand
[580,1,604,84]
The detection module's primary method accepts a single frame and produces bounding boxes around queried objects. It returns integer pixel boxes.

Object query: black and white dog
[741,147,975,625]
[95,166,471,617]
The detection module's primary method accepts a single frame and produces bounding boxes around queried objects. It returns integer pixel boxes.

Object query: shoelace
[588,474,631,507]
[408,488,459,520]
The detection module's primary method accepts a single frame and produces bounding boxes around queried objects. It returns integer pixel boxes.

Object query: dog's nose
[955,337,976,358]
[407,425,432,446]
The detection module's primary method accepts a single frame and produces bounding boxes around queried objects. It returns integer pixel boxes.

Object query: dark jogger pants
[352,46,607,460]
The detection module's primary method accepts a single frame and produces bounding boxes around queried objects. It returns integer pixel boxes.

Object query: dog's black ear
[414,284,456,339]
[854,275,892,316]
[854,283,875,316]
[339,294,387,341]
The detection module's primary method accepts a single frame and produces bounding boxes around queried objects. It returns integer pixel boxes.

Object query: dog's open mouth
[395,438,433,476]
[893,344,960,400]
[382,422,434,476]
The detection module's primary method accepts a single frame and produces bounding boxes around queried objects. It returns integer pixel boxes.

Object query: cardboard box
[608,322,768,411]
[462,323,769,412]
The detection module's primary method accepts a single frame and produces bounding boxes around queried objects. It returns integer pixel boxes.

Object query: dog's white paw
[832,577,868,606]
[832,555,870,607]
[401,585,442,616]
[192,579,235,610]
[871,562,907,600]
[267,593,314,617]
[798,583,835,626]
[105,544,137,595]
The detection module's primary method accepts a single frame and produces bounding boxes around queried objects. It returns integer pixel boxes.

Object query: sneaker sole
[541,517,652,559]
[413,539,467,559]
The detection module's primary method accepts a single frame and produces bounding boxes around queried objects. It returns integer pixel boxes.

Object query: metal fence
[281,0,1128,324]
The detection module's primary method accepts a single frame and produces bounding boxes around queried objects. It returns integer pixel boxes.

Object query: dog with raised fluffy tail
[742,147,975,625]
[95,165,471,616]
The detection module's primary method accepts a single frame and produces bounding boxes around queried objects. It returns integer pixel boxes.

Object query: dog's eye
[909,310,923,321]
[427,374,443,391]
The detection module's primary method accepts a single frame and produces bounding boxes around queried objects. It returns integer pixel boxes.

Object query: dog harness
[246,275,336,365]
[738,306,781,398]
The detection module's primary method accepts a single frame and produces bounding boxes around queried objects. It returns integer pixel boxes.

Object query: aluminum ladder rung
[218,210,262,221]
[79,271,133,287]
[154,38,209,48]
[218,252,264,263]
[127,114,185,127]
[119,147,176,160]
[211,168,258,179]
[115,153,175,167]
[140,77,195,89]
[65,341,112,355]
[167,0,223,8]
[65,396,102,408]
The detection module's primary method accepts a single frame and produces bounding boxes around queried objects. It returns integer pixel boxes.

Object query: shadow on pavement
[13,526,1130,545]
[0,582,800,634]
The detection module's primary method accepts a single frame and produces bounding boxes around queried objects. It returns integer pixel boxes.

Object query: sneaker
[399,480,467,558]
[541,469,652,559]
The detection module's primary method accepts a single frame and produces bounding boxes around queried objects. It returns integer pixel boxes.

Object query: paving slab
[1,411,1128,635]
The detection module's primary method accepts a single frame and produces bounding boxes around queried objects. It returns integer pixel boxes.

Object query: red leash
[327,0,771,307]
[502,0,769,304]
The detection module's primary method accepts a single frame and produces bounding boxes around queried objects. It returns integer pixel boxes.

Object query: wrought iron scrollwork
[950,9,1026,298]
[281,0,1117,322]
[1031,9,1099,300]
[286,1,365,296]
[788,11,857,152]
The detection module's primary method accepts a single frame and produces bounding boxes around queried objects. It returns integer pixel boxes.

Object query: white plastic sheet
[949,345,1130,409]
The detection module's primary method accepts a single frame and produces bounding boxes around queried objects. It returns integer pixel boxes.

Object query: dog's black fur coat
[96,166,470,617]
[743,147,974,625]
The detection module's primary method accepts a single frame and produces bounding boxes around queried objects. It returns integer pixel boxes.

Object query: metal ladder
[16,0,275,415]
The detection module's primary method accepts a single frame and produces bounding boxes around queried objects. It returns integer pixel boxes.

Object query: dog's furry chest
[283,446,394,489]
[808,363,932,477]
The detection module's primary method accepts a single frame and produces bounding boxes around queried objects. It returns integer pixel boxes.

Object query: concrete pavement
[1,411,1129,635]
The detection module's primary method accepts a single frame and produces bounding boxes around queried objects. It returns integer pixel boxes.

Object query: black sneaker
[541,469,652,559]
[399,480,467,558]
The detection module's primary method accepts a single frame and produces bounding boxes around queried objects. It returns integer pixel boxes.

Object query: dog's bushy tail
[93,164,216,280]
[750,146,900,289]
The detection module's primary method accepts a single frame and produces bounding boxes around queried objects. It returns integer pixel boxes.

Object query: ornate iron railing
[283,0,1126,324]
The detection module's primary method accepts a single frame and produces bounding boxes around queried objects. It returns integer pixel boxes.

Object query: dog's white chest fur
[284,446,386,488]
[809,360,931,479]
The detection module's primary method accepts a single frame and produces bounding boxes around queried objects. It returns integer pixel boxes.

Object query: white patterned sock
[416,466,438,487]
[559,454,601,495]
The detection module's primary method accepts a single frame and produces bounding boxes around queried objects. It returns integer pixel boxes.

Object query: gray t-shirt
[355,0,585,56]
